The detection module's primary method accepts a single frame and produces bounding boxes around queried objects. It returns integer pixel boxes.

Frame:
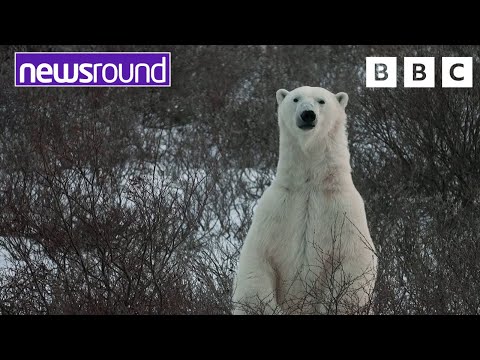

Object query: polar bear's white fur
[232,86,377,315]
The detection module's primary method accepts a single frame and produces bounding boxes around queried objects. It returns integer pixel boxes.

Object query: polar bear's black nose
[300,110,316,123]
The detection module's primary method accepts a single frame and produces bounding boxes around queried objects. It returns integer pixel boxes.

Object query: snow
[0,244,7,271]
[0,121,276,302]
[0,236,57,273]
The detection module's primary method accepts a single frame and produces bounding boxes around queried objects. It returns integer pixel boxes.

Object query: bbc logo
[366,57,473,88]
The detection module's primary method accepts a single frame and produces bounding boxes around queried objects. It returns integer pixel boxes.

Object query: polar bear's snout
[295,99,318,130]
[297,110,317,130]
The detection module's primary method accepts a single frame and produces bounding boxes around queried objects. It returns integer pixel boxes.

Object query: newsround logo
[15,52,171,87]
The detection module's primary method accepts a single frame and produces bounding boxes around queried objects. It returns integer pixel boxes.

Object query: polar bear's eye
[293,98,299,103]
[318,99,325,104]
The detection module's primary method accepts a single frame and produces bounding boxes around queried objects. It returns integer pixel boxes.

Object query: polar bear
[232,86,377,315]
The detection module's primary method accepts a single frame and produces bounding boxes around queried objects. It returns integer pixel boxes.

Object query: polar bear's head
[276,86,348,144]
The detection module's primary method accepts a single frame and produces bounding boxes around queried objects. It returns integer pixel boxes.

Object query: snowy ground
[0,245,7,271]
[0,123,275,293]
[0,167,273,275]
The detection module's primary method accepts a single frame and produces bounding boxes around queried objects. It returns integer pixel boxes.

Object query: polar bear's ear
[276,89,289,105]
[335,92,349,109]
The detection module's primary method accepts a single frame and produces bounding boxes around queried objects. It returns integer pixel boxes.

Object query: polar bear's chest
[263,188,339,275]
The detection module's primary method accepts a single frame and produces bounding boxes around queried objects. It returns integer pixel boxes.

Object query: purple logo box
[15,52,171,87]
